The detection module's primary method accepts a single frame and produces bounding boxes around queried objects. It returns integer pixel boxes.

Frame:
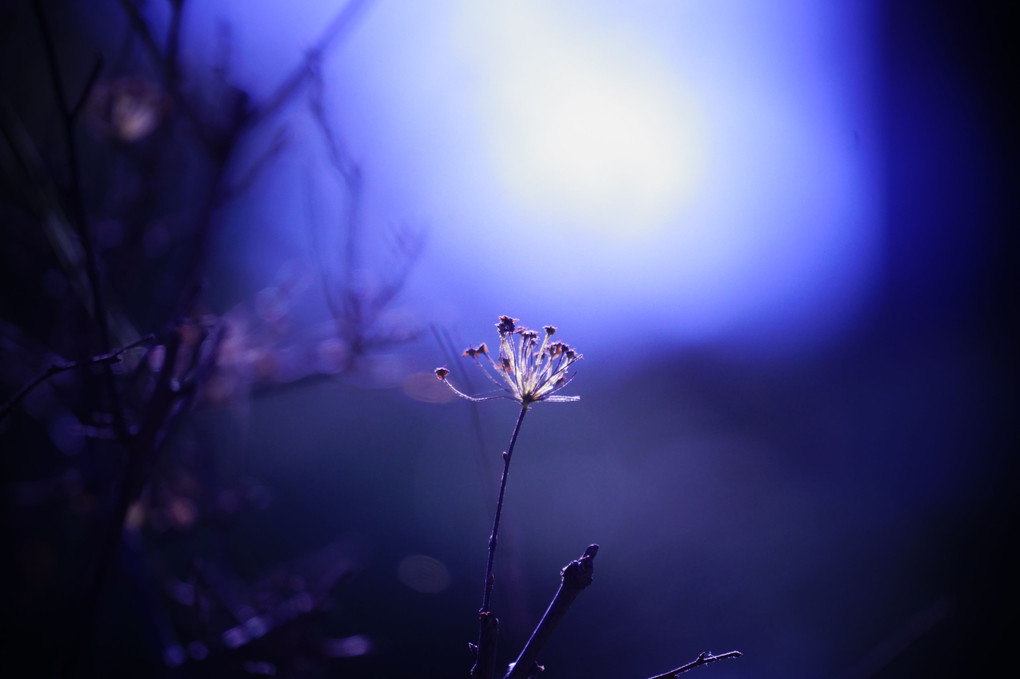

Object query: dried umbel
[435,316,581,406]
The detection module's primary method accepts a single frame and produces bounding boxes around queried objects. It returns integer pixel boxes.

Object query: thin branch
[218,127,290,203]
[505,544,600,679]
[168,1,371,325]
[646,651,744,679]
[251,0,375,126]
[115,0,165,74]
[308,62,362,293]
[165,0,184,91]
[0,334,154,425]
[303,165,343,324]
[33,0,128,438]
[360,222,425,327]
[69,55,104,121]
[58,331,179,679]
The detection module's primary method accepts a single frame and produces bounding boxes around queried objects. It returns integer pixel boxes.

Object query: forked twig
[0,334,154,425]
[218,127,290,203]
[646,650,744,679]
[505,545,600,679]
[252,0,375,126]
[33,0,127,436]
[69,55,104,121]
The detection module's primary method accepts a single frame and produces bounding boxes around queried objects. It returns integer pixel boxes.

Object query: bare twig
[59,328,182,679]
[115,0,165,73]
[308,62,363,295]
[165,0,184,91]
[505,544,600,679]
[218,127,290,203]
[33,0,122,422]
[251,0,375,126]
[646,650,743,679]
[0,334,153,425]
[166,0,373,325]
[306,73,422,368]
[69,55,104,121]
[372,222,425,312]
[0,95,95,316]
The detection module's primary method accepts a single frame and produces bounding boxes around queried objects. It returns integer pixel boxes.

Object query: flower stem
[472,404,529,679]
[481,404,528,613]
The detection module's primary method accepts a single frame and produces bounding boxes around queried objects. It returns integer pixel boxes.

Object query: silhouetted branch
[252,0,375,126]
[372,221,426,312]
[305,72,422,370]
[7,3,413,676]
[0,334,153,425]
[34,0,119,372]
[505,544,599,679]
[0,95,93,306]
[158,0,374,324]
[645,650,743,679]
[69,55,104,121]
[308,61,363,289]
[218,127,290,203]
[59,327,181,679]
[165,0,184,90]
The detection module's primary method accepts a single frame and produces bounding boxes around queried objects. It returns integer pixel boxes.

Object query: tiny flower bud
[496,316,517,335]
[435,367,450,380]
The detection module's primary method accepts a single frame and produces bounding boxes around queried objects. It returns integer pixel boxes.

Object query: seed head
[437,316,582,407]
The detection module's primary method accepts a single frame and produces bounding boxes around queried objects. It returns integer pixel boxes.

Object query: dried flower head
[435,316,582,406]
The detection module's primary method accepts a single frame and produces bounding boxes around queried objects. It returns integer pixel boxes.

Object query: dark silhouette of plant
[1,1,418,676]
[438,317,740,679]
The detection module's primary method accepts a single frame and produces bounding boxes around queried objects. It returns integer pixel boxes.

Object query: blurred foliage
[1,0,420,675]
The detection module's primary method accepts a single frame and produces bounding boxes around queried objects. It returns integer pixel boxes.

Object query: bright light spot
[459,2,707,238]
[189,0,879,355]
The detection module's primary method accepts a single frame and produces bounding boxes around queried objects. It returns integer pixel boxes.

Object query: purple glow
[161,0,882,357]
